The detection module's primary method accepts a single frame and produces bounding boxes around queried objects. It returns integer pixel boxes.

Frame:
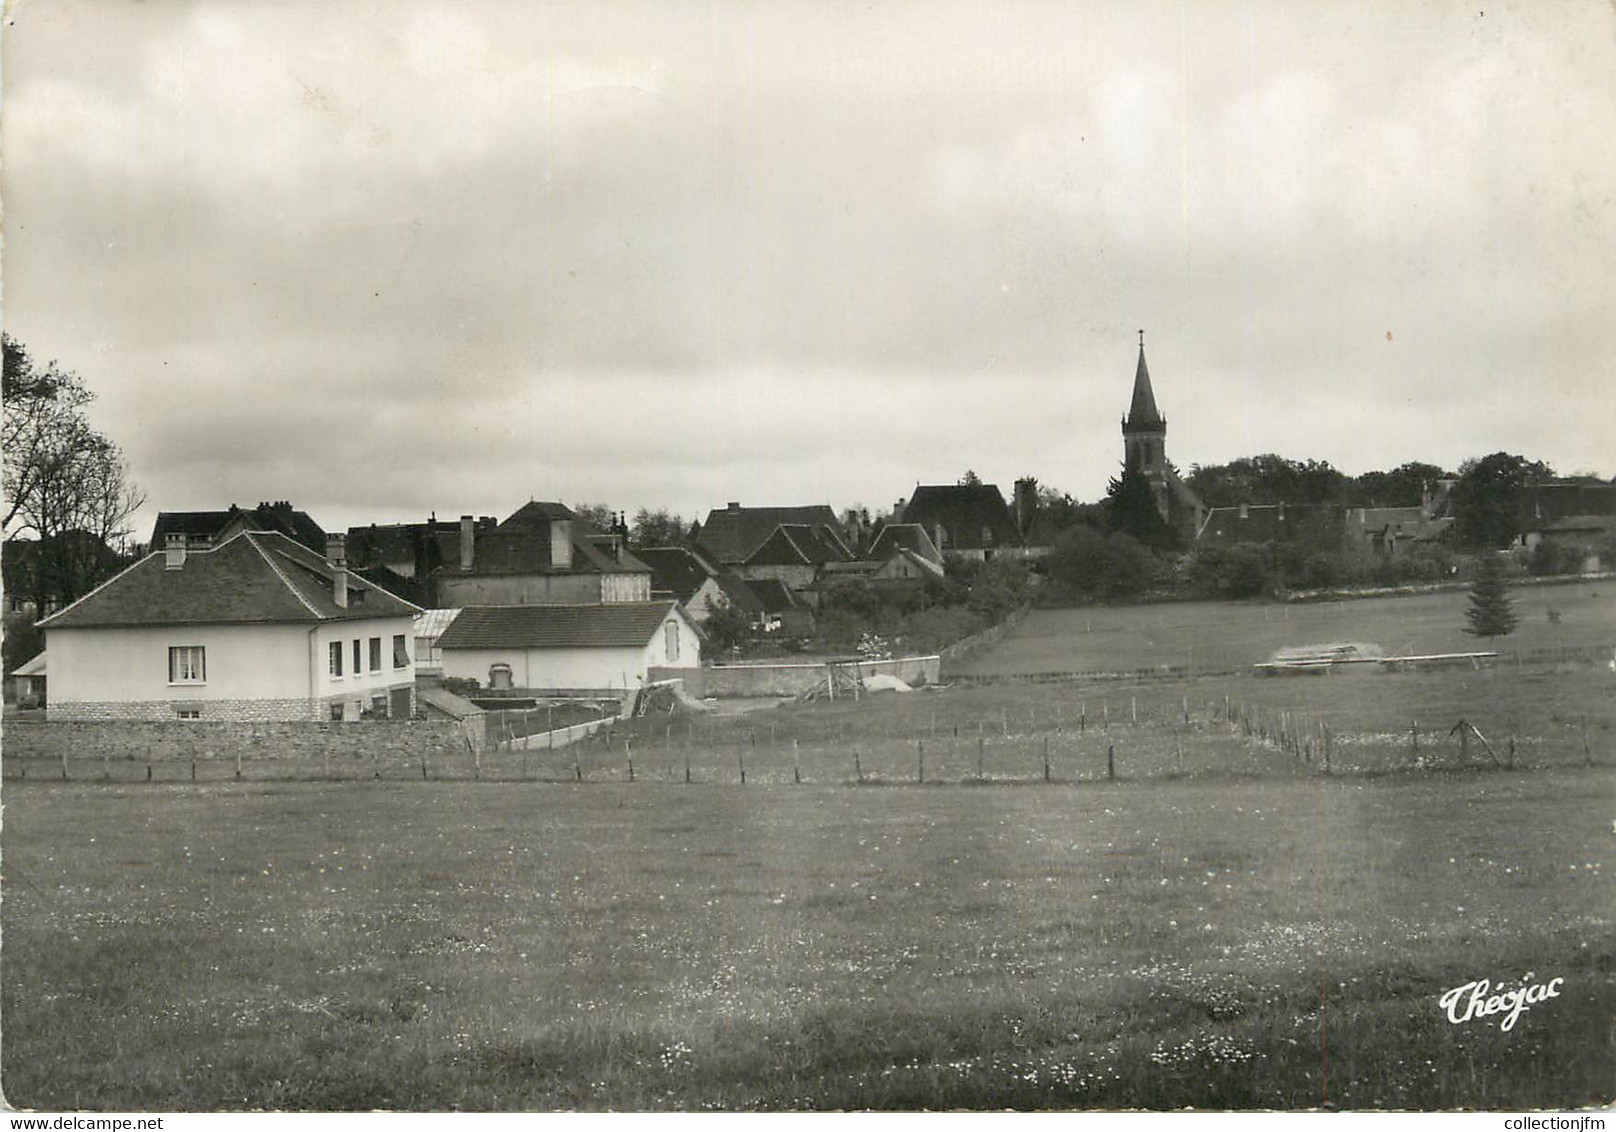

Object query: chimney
[1238,503,1249,520]
[326,533,348,608]
[934,522,946,551]
[164,532,187,570]
[550,519,573,569]
[459,515,475,571]
[1277,502,1285,521]
[727,501,741,511]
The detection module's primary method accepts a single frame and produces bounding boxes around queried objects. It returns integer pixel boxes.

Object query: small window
[349,589,366,604]
[665,621,679,662]
[328,640,343,678]
[393,634,409,668]
[368,637,382,673]
[352,639,362,675]
[168,646,206,684]
[175,708,201,720]
[489,663,513,691]
[330,701,345,722]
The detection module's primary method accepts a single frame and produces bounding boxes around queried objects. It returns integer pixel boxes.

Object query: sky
[4,0,1614,542]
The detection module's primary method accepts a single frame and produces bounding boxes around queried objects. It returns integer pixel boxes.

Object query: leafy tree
[570,502,618,533]
[1463,554,1518,638]
[1046,525,1112,599]
[957,469,983,487]
[1104,468,1175,549]
[1349,462,1451,508]
[630,507,687,549]
[701,597,753,654]
[1216,544,1272,598]
[1450,452,1553,549]
[1186,454,1348,509]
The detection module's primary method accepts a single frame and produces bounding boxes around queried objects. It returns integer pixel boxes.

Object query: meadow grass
[3,766,1609,1110]
[958,582,1616,677]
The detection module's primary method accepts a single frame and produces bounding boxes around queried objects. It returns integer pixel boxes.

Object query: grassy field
[3,768,1611,1111]
[5,590,1612,1110]
[957,581,1616,676]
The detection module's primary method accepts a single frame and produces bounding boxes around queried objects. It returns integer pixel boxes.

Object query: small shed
[12,651,46,708]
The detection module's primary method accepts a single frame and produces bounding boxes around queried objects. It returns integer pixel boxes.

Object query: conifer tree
[1463,554,1518,638]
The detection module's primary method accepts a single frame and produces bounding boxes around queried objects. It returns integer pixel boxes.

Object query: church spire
[1125,328,1163,429]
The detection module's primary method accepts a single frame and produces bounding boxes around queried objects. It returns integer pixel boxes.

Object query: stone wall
[3,716,475,765]
[652,655,940,698]
[47,687,416,724]
[939,605,1031,670]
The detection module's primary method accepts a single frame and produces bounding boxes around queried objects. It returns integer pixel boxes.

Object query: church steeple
[1124,329,1164,430]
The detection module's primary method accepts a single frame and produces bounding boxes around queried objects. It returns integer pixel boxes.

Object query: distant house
[151,501,328,556]
[823,522,947,584]
[431,504,652,607]
[12,651,46,709]
[1197,502,1321,547]
[1522,515,1616,571]
[1344,506,1455,555]
[899,484,1021,561]
[4,532,129,617]
[740,523,852,590]
[693,502,849,567]
[434,601,701,694]
[637,546,732,623]
[743,578,814,637]
[37,530,420,722]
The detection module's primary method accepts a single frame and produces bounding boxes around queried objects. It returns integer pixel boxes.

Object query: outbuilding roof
[435,601,684,650]
[695,504,844,563]
[37,531,420,629]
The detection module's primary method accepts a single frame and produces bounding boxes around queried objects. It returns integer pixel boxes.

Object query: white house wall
[440,610,701,693]
[46,615,416,722]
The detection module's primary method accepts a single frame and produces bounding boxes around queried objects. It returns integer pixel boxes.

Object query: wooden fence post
[917,740,924,784]
[977,736,985,780]
[737,745,744,785]
[628,740,636,782]
[1043,735,1050,782]
[684,749,691,784]
[1107,743,1115,781]
[793,739,801,784]
[854,745,863,784]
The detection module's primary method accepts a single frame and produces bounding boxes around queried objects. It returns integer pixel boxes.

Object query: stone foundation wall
[3,716,475,764]
[47,686,416,724]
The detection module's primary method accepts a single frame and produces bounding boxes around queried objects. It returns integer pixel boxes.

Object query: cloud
[3,0,1613,537]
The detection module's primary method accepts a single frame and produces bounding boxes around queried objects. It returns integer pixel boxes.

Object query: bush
[441,676,480,698]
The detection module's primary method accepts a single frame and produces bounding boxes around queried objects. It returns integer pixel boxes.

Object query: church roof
[1125,343,1164,429]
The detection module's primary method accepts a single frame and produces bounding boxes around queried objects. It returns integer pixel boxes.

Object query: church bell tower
[1121,329,1171,519]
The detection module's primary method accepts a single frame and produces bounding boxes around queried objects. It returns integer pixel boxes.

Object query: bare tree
[4,336,146,609]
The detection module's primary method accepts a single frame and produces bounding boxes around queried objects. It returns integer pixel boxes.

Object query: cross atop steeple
[1138,328,1144,349]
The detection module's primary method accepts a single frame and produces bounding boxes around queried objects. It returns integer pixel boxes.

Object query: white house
[37,530,421,722]
[435,601,702,693]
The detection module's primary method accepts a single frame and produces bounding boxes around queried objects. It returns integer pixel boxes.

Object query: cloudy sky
[4,0,1614,540]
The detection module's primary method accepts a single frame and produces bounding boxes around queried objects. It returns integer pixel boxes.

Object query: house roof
[868,522,943,566]
[1125,342,1164,429]
[435,601,683,650]
[151,503,328,555]
[437,505,650,577]
[498,501,579,529]
[38,530,420,630]
[1522,482,1616,523]
[713,573,765,613]
[636,547,716,603]
[413,607,464,640]
[743,578,799,614]
[695,504,844,563]
[900,484,1019,550]
[13,651,46,677]
[1535,514,1616,535]
[744,524,851,567]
